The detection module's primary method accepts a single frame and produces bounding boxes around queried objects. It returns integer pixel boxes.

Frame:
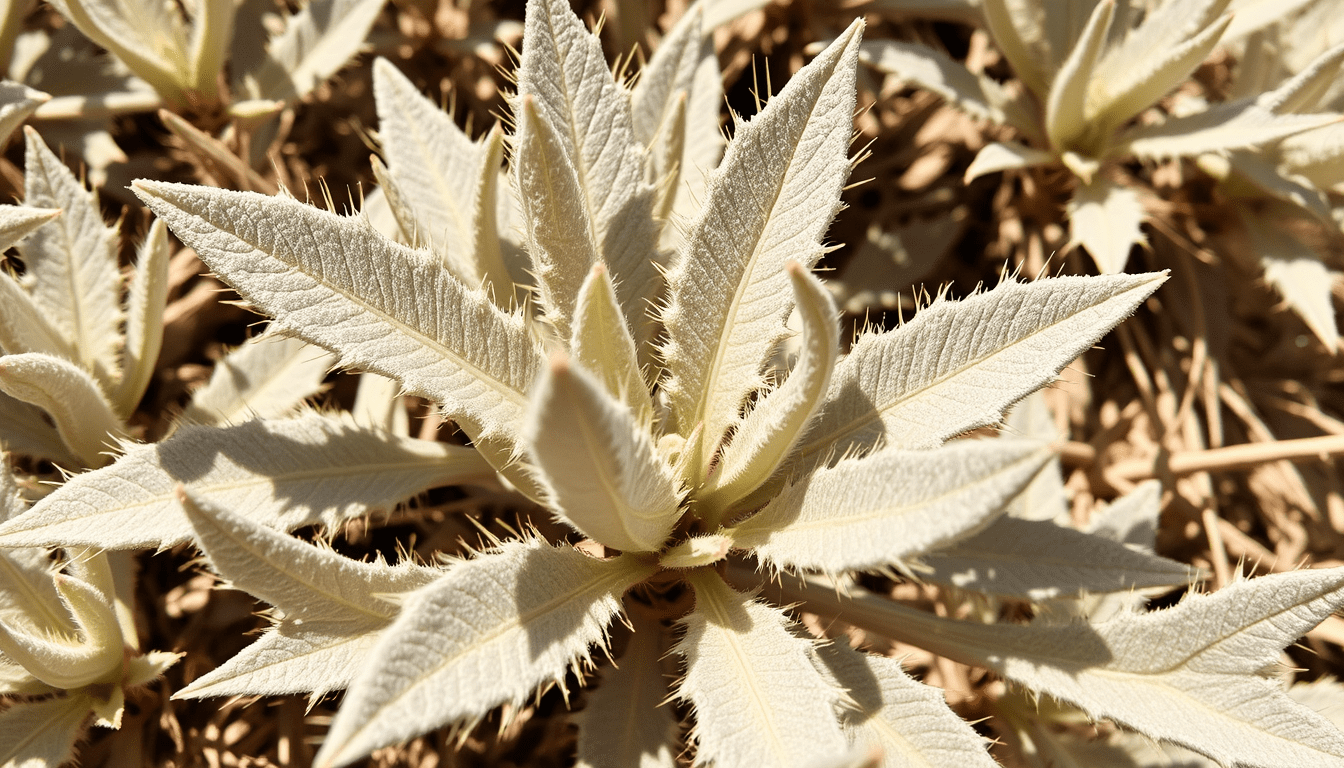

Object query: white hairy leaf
[0,353,127,468]
[0,270,75,362]
[372,59,509,292]
[0,412,491,549]
[670,14,726,230]
[575,612,678,768]
[1224,151,1332,221]
[1278,123,1344,192]
[824,570,1344,768]
[675,569,849,767]
[791,273,1167,467]
[0,392,77,466]
[513,95,600,338]
[46,0,186,104]
[0,693,93,768]
[0,81,49,147]
[733,439,1051,574]
[631,4,703,147]
[515,0,662,343]
[1086,479,1163,549]
[185,0,232,98]
[0,205,58,253]
[180,333,336,426]
[921,516,1199,599]
[1045,0,1113,154]
[250,0,386,102]
[569,265,653,425]
[1088,3,1231,140]
[175,489,438,701]
[661,21,862,477]
[19,128,123,382]
[0,574,121,689]
[963,140,1056,183]
[700,264,838,515]
[131,181,545,450]
[816,643,998,768]
[979,0,1052,96]
[314,540,654,768]
[1259,41,1344,115]
[1117,103,1340,161]
[351,372,408,435]
[1239,208,1338,352]
[1003,390,1068,524]
[115,218,170,416]
[860,39,1007,125]
[1068,176,1146,274]
[524,354,681,553]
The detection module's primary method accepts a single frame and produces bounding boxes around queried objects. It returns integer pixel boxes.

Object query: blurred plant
[858,0,1338,272]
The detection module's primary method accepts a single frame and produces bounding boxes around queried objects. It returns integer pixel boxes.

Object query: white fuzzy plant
[859,0,1340,273]
[4,1,1344,767]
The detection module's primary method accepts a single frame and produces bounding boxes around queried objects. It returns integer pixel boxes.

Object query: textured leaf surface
[861,39,1006,125]
[817,643,998,768]
[115,218,170,416]
[0,82,49,146]
[176,490,437,700]
[675,569,848,768]
[791,273,1166,468]
[180,333,337,426]
[0,269,74,362]
[921,516,1198,599]
[963,141,1055,183]
[575,612,677,768]
[132,181,544,448]
[734,439,1050,574]
[1240,208,1339,352]
[661,21,862,477]
[515,0,661,341]
[523,354,681,553]
[0,693,92,768]
[314,540,654,767]
[0,353,126,468]
[0,205,58,254]
[569,265,652,424]
[0,412,491,549]
[19,128,122,381]
[815,570,1344,768]
[1118,103,1339,161]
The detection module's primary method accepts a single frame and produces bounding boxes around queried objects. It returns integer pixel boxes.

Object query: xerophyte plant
[5,0,1344,766]
[859,0,1341,273]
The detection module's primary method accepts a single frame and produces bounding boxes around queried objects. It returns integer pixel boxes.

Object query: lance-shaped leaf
[700,263,838,516]
[860,39,1007,126]
[1259,41,1344,115]
[816,643,999,768]
[186,0,233,99]
[569,264,653,425]
[1044,0,1112,156]
[516,0,661,343]
[46,0,188,105]
[0,574,122,689]
[631,4,703,147]
[0,462,73,639]
[670,17,726,229]
[513,96,600,338]
[575,611,678,768]
[964,139,1057,184]
[19,128,123,381]
[0,353,126,468]
[789,272,1166,470]
[796,570,1344,768]
[0,412,492,550]
[114,218,170,416]
[180,333,336,426]
[1279,123,1344,190]
[0,204,58,252]
[1117,102,1340,161]
[921,516,1199,599]
[674,569,849,768]
[0,82,49,146]
[132,181,545,449]
[661,21,862,477]
[0,693,95,768]
[733,439,1051,574]
[1068,176,1146,274]
[1088,0,1231,135]
[314,539,655,768]
[0,269,74,361]
[176,489,438,701]
[524,353,681,553]
[249,0,387,102]
[372,59,511,294]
